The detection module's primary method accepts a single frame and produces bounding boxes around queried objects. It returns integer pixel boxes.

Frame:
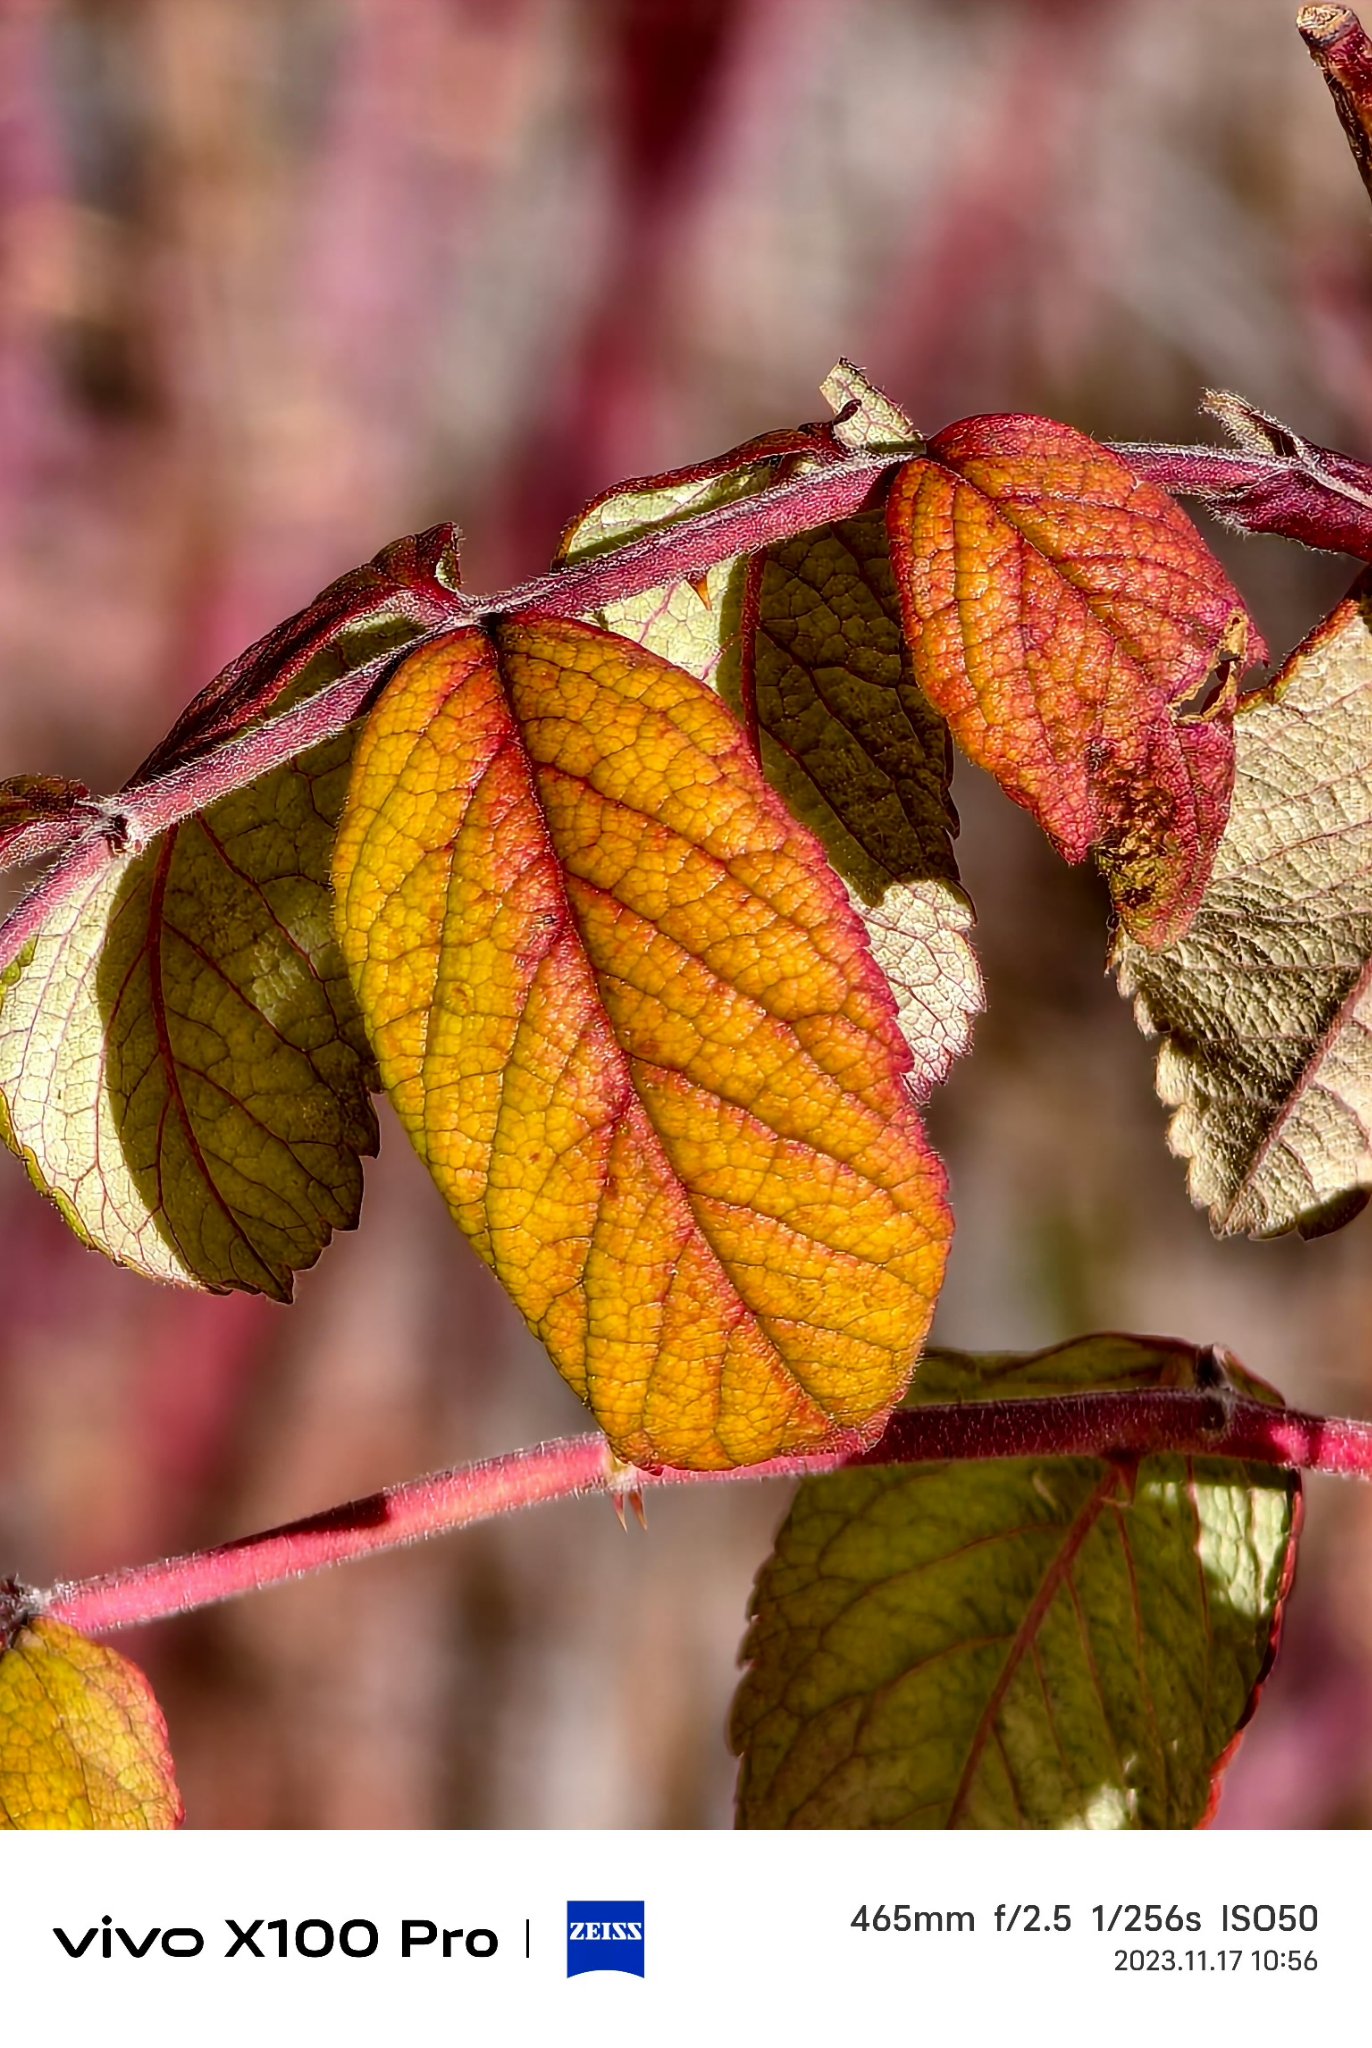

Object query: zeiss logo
[566,1901,645,1978]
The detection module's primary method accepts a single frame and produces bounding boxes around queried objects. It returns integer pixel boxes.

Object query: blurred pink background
[1,0,1370,1828]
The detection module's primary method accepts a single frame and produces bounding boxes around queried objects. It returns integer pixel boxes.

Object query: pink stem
[482,448,891,620]
[45,1434,615,1635]
[0,447,894,980]
[35,1390,1372,1639]
[1115,397,1372,562]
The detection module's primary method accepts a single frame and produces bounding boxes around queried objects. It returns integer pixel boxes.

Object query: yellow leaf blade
[0,1617,181,1830]
[556,368,980,1096]
[334,618,951,1470]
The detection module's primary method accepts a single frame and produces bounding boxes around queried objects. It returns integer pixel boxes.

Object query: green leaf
[742,513,978,1092]
[1116,581,1372,1238]
[0,1609,181,1829]
[0,733,377,1298]
[731,1335,1298,1830]
[557,364,980,1093]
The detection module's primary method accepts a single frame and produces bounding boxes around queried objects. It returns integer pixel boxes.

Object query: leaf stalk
[0,446,897,981]
[41,1388,1372,1638]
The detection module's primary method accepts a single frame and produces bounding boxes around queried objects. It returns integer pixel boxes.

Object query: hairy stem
[39,1389,1372,1637]
[0,447,895,981]
[1115,391,1372,562]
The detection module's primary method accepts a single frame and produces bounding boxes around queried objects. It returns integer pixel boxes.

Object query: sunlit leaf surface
[334,616,950,1470]
[0,1615,181,1830]
[557,366,980,1094]
[733,1336,1298,1828]
[886,414,1263,947]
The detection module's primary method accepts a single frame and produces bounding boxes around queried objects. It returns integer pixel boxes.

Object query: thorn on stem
[609,1487,647,1532]
[1194,1344,1231,1390]
[1195,1345,1239,1436]
[605,1444,648,1533]
[93,805,133,854]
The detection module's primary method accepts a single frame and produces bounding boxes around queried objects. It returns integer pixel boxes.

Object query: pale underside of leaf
[1116,585,1372,1238]
[556,374,980,1096]
[820,358,925,455]
[0,735,377,1297]
[558,459,777,573]
[732,1337,1297,1830]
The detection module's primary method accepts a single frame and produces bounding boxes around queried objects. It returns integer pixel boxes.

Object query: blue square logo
[566,1902,645,1978]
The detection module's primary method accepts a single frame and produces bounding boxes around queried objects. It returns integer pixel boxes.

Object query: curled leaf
[334,616,950,1471]
[732,1336,1298,1830]
[886,413,1264,947]
[557,447,782,684]
[138,524,464,779]
[1117,581,1372,1238]
[1119,392,1372,564]
[819,358,925,455]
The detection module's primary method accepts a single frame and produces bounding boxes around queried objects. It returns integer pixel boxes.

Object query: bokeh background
[1,0,1370,1829]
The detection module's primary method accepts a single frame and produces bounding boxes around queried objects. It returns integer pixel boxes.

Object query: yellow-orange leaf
[887,414,1263,947]
[0,1616,181,1830]
[553,368,979,1100]
[334,617,950,1470]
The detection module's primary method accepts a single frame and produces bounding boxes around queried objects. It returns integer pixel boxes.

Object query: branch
[0,445,895,982]
[1116,390,1372,562]
[36,1388,1372,1639]
[6,360,1372,986]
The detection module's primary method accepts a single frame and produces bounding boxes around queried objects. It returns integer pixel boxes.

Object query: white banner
[0,1827,1353,2047]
